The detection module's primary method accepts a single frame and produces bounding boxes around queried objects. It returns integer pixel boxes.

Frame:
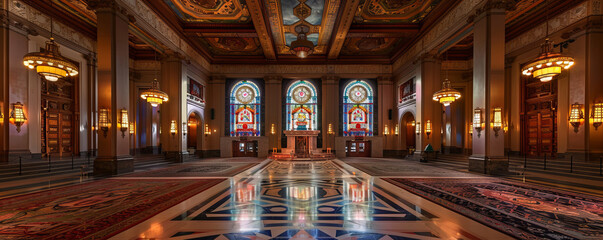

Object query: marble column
[416,54,442,156]
[85,54,97,156]
[321,75,339,152]
[90,1,133,175]
[469,1,511,174]
[160,53,188,162]
[265,75,282,151]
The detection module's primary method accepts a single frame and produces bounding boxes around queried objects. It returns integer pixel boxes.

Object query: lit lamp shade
[415,121,421,135]
[592,103,603,130]
[205,124,211,135]
[473,108,484,137]
[327,123,334,135]
[117,109,128,137]
[569,103,583,132]
[271,123,276,135]
[98,108,110,137]
[469,123,473,135]
[432,80,461,106]
[23,38,79,81]
[394,124,399,135]
[383,124,389,135]
[170,120,177,136]
[491,107,502,136]
[129,122,135,134]
[9,102,27,132]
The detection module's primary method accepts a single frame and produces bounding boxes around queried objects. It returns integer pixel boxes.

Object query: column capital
[377,75,393,84]
[415,51,440,64]
[467,0,516,23]
[87,0,136,23]
[264,75,282,84]
[321,74,339,84]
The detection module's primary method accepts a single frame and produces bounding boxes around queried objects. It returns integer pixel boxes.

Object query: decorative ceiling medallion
[167,0,251,23]
[236,86,255,104]
[348,85,368,103]
[292,85,312,104]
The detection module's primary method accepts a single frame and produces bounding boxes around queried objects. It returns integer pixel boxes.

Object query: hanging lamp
[521,0,574,82]
[140,47,168,107]
[23,1,78,81]
[140,80,169,107]
[289,25,314,58]
[433,53,461,106]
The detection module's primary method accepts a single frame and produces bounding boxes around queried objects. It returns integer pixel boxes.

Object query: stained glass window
[230,81,261,136]
[343,80,374,136]
[286,80,318,131]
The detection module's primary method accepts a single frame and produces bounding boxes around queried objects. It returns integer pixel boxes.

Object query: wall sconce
[182,122,187,136]
[569,103,584,133]
[394,124,399,136]
[473,108,484,137]
[425,120,432,139]
[205,123,211,136]
[118,109,128,138]
[98,108,110,137]
[469,123,473,136]
[9,102,26,133]
[129,122,135,135]
[383,124,389,136]
[491,107,502,137]
[271,123,276,135]
[415,121,420,135]
[503,122,509,133]
[0,106,4,124]
[170,120,177,136]
[327,123,334,135]
[592,102,603,130]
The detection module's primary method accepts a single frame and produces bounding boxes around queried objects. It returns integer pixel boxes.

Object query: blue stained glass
[230,81,261,136]
[286,80,318,131]
[343,80,374,136]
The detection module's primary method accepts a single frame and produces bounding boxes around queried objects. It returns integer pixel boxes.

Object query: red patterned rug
[0,178,224,240]
[122,162,258,177]
[385,178,603,240]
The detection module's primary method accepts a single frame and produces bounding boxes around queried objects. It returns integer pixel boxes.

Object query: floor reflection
[124,160,504,240]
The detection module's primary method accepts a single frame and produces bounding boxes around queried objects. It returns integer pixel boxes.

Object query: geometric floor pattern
[119,160,493,239]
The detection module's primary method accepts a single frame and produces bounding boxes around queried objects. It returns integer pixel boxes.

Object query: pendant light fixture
[140,47,168,107]
[521,0,574,82]
[23,0,78,81]
[289,25,314,58]
[433,52,461,106]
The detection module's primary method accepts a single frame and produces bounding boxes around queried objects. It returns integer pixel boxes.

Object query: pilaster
[265,75,282,151]
[417,53,442,155]
[160,53,189,162]
[321,74,339,152]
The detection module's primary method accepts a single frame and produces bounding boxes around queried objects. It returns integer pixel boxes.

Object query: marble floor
[2,158,601,240]
[112,160,510,240]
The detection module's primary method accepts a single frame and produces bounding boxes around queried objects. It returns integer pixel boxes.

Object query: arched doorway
[187,112,201,154]
[402,112,416,151]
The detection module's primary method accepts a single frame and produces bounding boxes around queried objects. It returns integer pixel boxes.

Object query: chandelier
[140,80,169,107]
[23,0,78,81]
[432,80,461,106]
[521,39,574,82]
[290,25,314,58]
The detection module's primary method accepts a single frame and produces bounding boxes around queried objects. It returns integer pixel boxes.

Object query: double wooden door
[41,79,77,157]
[522,76,557,157]
[346,140,371,157]
[233,140,258,157]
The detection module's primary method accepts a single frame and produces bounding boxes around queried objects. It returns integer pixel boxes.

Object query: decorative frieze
[86,0,136,23]
[467,0,517,23]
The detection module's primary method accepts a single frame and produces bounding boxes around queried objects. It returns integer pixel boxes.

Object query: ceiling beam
[246,0,277,60]
[327,0,362,60]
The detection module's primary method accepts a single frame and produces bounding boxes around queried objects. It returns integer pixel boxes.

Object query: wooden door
[522,75,557,157]
[346,140,371,157]
[42,78,77,157]
[405,122,416,149]
[233,140,258,157]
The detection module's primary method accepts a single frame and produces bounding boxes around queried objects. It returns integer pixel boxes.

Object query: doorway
[233,140,258,157]
[402,112,416,150]
[346,140,371,157]
[187,112,200,151]
[41,77,77,157]
[522,75,558,157]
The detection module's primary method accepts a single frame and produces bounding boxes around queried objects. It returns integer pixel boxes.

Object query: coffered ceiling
[22,0,586,64]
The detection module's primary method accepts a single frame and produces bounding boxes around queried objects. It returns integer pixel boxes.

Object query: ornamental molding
[0,11,38,36]
[86,0,136,23]
[506,2,588,55]
[211,64,392,76]
[467,0,517,23]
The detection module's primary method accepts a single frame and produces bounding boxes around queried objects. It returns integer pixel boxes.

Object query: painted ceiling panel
[281,0,325,25]
[340,37,404,56]
[197,37,264,55]
[353,0,442,24]
[164,0,251,23]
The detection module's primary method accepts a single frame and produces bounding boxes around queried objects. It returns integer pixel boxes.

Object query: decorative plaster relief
[506,2,587,54]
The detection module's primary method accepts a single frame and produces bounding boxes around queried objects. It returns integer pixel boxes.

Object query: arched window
[286,80,318,131]
[230,80,261,136]
[343,80,374,136]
